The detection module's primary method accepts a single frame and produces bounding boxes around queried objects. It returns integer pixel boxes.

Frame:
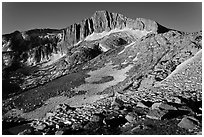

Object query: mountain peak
[3,10,169,44]
[91,10,170,33]
[94,10,109,14]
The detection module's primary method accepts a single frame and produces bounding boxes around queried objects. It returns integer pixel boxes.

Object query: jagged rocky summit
[2,10,202,135]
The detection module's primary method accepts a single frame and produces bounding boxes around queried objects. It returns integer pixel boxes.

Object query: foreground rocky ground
[13,95,202,135]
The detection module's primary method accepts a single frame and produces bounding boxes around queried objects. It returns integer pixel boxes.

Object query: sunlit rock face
[64,10,161,45]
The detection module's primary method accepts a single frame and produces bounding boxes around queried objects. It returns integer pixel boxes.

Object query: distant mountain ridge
[2,11,169,76]
[2,10,201,98]
[2,10,170,51]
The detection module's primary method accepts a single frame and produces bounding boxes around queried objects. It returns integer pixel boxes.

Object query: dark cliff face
[2,29,64,67]
[63,11,165,46]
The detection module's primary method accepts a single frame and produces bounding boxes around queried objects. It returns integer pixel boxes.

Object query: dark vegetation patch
[2,80,22,99]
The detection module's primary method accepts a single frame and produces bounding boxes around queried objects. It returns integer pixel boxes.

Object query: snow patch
[73,61,134,95]
[42,53,66,67]
[121,60,129,65]
[85,28,151,41]
[133,53,139,62]
[118,42,136,55]
[74,40,82,46]
[99,43,110,52]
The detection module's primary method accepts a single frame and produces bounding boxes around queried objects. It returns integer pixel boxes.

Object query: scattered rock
[178,116,197,130]
[151,102,162,110]
[90,114,102,122]
[120,109,128,115]
[71,123,83,130]
[55,130,64,135]
[133,107,148,116]
[111,97,124,109]
[83,121,100,131]
[186,116,200,125]
[121,122,134,132]
[131,124,149,133]
[146,109,167,120]
[18,129,33,135]
[136,101,149,108]
[46,112,55,118]
[159,103,177,110]
[63,120,72,125]
[196,131,202,135]
[35,123,47,131]
[172,97,182,104]
[125,113,136,123]
[55,124,60,129]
